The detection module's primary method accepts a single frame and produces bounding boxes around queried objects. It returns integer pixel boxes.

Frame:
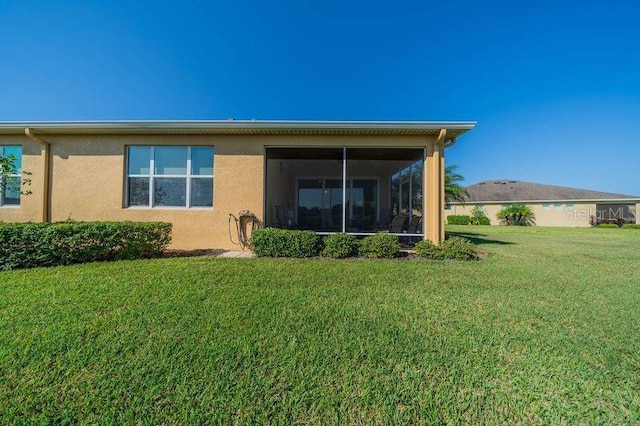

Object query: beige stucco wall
[446,202,604,227]
[2,133,441,249]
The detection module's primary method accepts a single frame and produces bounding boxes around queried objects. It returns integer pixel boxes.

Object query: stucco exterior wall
[446,202,602,227]
[2,133,438,249]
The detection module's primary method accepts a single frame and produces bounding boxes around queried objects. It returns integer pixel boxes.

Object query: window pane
[3,146,22,172]
[128,146,151,175]
[191,147,214,175]
[154,178,186,206]
[3,176,20,205]
[191,178,213,207]
[155,147,187,175]
[128,177,150,206]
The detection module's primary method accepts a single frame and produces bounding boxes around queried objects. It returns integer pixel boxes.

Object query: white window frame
[125,145,214,209]
[0,145,22,207]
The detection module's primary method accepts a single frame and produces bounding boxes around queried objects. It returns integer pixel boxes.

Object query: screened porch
[265,147,426,235]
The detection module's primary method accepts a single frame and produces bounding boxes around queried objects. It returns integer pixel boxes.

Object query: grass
[1,225,640,423]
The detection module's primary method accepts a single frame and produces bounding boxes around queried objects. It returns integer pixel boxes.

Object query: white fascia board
[0,119,477,132]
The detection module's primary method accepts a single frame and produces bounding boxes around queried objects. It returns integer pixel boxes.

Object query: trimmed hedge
[415,237,478,261]
[322,233,359,259]
[478,217,491,225]
[447,215,471,225]
[0,221,172,270]
[596,223,619,229]
[621,224,640,229]
[250,228,322,258]
[358,233,400,259]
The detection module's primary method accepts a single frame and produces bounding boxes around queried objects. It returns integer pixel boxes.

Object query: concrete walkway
[217,250,256,258]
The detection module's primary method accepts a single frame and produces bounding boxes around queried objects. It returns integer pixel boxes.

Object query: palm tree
[497,204,536,226]
[445,165,469,203]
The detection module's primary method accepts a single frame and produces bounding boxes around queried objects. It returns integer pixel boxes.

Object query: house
[445,180,640,226]
[0,120,475,249]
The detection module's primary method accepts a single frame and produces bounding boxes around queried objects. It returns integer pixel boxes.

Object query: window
[565,203,574,211]
[0,146,22,206]
[542,203,550,211]
[126,146,214,208]
[554,204,562,211]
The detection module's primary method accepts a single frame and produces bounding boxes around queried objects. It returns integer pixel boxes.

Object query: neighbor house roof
[458,180,640,203]
[0,120,475,141]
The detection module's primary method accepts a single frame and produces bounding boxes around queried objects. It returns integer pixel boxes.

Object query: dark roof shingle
[461,180,640,203]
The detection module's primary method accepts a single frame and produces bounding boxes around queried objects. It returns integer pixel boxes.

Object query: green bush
[250,228,321,258]
[322,233,359,259]
[414,237,478,261]
[358,233,400,259]
[469,206,490,225]
[447,215,471,225]
[596,223,619,229]
[621,224,640,229]
[0,221,172,270]
[441,237,479,260]
[414,239,445,260]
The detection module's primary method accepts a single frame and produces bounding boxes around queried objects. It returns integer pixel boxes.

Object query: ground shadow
[446,231,515,246]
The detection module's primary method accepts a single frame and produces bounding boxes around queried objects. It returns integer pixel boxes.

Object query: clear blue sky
[1,0,639,195]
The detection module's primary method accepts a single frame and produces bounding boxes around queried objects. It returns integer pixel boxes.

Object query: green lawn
[1,226,639,423]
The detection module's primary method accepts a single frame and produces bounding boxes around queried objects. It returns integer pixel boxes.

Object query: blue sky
[1,0,639,195]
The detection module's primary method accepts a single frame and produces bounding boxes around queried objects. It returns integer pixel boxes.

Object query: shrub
[441,237,479,260]
[478,217,491,225]
[414,237,478,261]
[622,224,640,229]
[497,204,535,226]
[250,228,321,258]
[414,239,445,260]
[469,206,490,225]
[358,233,400,259]
[0,221,172,270]
[322,233,359,259]
[447,215,471,225]
[596,223,619,229]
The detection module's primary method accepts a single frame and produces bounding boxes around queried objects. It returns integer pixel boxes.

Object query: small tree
[497,204,535,226]
[469,206,489,225]
[0,154,31,197]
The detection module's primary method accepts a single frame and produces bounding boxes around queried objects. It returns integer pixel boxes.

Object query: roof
[0,120,475,139]
[458,180,640,203]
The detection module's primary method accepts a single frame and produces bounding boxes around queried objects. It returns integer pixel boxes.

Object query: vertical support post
[342,147,347,233]
[440,142,446,242]
[425,129,446,244]
[636,202,640,225]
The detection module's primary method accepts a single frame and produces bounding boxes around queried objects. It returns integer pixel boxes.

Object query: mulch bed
[163,249,227,258]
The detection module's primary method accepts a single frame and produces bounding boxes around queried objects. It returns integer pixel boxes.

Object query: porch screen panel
[265,148,343,231]
[347,148,424,234]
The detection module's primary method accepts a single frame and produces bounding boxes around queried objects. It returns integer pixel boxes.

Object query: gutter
[24,128,50,222]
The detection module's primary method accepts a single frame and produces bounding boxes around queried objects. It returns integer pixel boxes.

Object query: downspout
[24,128,51,223]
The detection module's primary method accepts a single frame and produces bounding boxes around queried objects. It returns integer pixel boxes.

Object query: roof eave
[0,120,476,136]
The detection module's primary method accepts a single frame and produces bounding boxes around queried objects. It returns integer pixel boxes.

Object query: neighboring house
[0,120,475,249]
[446,180,640,227]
